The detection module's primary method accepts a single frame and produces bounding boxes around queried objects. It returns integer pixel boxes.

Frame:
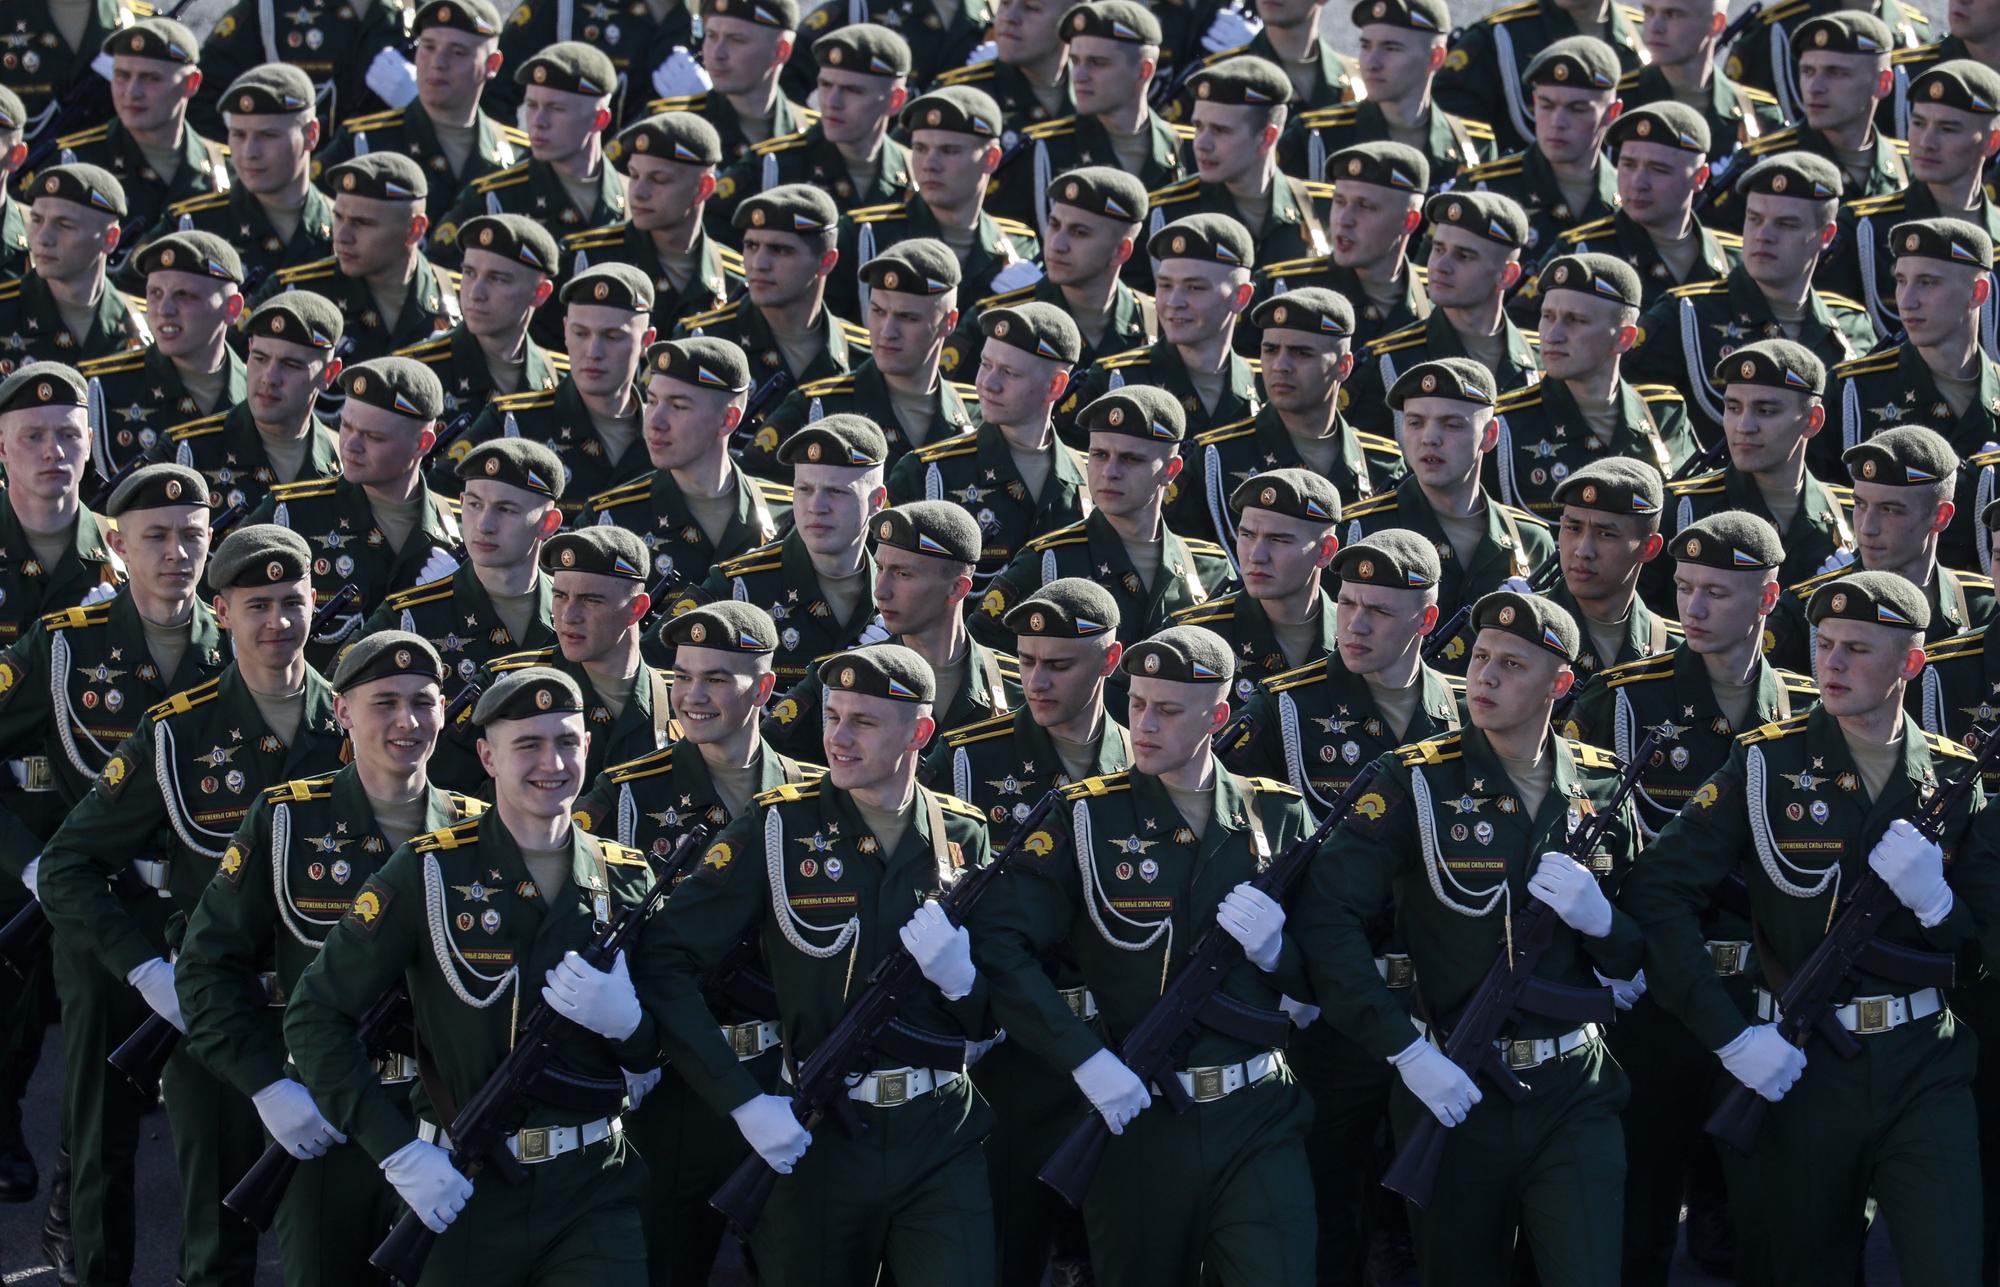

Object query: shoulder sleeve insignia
[346,878,393,936]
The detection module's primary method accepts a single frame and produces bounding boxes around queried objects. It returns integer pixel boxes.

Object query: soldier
[284,667,660,1281]
[1255,143,1432,349]
[154,65,333,296]
[1176,0,1355,118]
[0,0,124,130]
[1342,191,1540,438]
[488,0,697,128]
[190,0,408,142]
[784,0,991,101]
[398,214,566,431]
[643,0,817,161]
[37,523,349,1287]
[932,0,1074,138]
[0,87,28,278]
[970,624,1315,1287]
[1918,496,2000,746]
[584,338,790,582]
[1492,253,1697,519]
[1433,0,1647,156]
[1,162,147,375]
[77,231,246,482]
[1617,0,1782,167]
[1723,0,1928,122]
[973,387,1232,649]
[1884,0,1999,137]
[309,0,527,226]
[1627,152,1878,440]
[176,632,484,1287]
[1544,459,1678,690]
[1460,37,1622,261]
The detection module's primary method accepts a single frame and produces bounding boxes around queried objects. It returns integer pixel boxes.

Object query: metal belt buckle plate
[1383,955,1414,989]
[876,1071,909,1105]
[727,1023,759,1058]
[20,756,53,791]
[1709,942,1743,975]
[1060,987,1089,1018]
[259,971,285,1006]
[1855,997,1891,1034]
[1506,1039,1539,1070]
[1192,1067,1226,1101]
[515,1127,552,1162]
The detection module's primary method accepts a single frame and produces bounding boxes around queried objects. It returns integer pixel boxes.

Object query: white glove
[78,582,118,607]
[1868,818,1953,927]
[965,39,999,64]
[1200,4,1262,53]
[366,47,421,109]
[622,1067,663,1111]
[1594,968,1647,1011]
[251,1078,347,1159]
[1390,1037,1482,1127]
[91,52,114,81]
[380,1138,473,1233]
[650,47,712,100]
[1279,994,1321,1028]
[541,950,642,1041]
[1714,1024,1806,1103]
[1527,852,1614,939]
[855,616,893,646]
[20,855,37,899]
[1814,547,1858,576]
[1500,575,1535,593]
[987,260,1045,293]
[898,900,975,1000]
[730,1094,811,1173]
[417,546,460,585]
[1216,883,1285,972]
[126,957,184,1033]
[1070,1048,1151,1135]
[965,1029,1007,1065]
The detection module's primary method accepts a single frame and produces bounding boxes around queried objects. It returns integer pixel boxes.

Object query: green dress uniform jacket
[1141,173,1333,291]
[676,296,870,463]
[146,402,342,515]
[923,706,1132,838]
[885,418,1091,580]
[394,323,567,427]
[581,459,790,583]
[446,376,652,513]
[0,0,124,123]
[1821,186,2000,341]
[1545,578,1681,683]
[1183,406,1404,551]
[1250,256,1428,350]
[1721,0,1929,118]
[786,0,992,100]
[1487,377,1698,518]
[971,508,1231,649]
[0,271,147,374]
[1522,210,1741,318]
[489,0,696,124]
[937,277,1155,381]
[639,90,819,165]
[1433,0,1647,155]
[753,361,978,480]
[189,0,407,139]
[571,737,817,865]
[1342,310,1542,437]
[1052,338,1261,481]
[1280,100,1493,189]
[559,221,745,345]
[648,530,883,684]
[1917,626,2000,786]
[431,158,628,270]
[1461,146,1618,260]
[48,116,228,261]
[440,645,677,790]
[986,111,1190,233]
[311,105,528,223]
[1342,476,1555,642]
[1763,562,1996,672]
[1614,64,1785,165]
[932,58,1072,141]
[360,565,556,698]
[1171,589,1339,702]
[1659,463,1855,594]
[76,343,246,478]
[0,197,27,279]
[832,197,1039,320]
[1701,123,1907,232]
[257,252,460,366]
[247,472,464,633]
[765,635,1019,761]
[151,182,334,296]
[709,127,912,242]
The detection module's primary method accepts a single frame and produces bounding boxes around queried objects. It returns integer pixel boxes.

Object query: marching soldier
[1433,0,1647,156]
[0,0,128,130]
[1884,0,2000,136]
[1616,0,1782,166]
[784,0,991,100]
[396,214,566,429]
[1255,143,1432,349]
[37,524,349,1287]
[1922,498,2000,752]
[0,162,147,374]
[1459,37,1623,260]
[176,632,485,1287]
[1723,0,1928,123]
[643,0,818,161]
[0,87,29,279]
[190,0,408,141]
[1544,459,1678,684]
[1176,0,1355,117]
[488,0,697,127]
[931,0,1074,138]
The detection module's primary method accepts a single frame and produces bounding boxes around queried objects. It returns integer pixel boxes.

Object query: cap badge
[1357,559,1375,578]
[1636,118,1652,137]
[1421,373,1437,392]
[883,270,900,289]
[1030,611,1046,630]
[266,560,285,580]
[1272,306,1288,324]
[396,648,412,667]
[1831,593,1848,612]
[690,622,707,642]
[535,688,553,709]
[840,667,857,687]
[1260,486,1278,505]
[1771,173,1788,193]
[1108,407,1124,426]
[1581,484,1597,503]
[165,478,182,500]
[1143,653,1161,673]
[559,547,576,567]
[1740,359,1755,378]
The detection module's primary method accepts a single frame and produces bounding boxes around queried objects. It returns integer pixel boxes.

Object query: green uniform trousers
[969,1038,1089,1287]
[0,894,54,1154]
[1389,1038,1628,1287]
[623,1052,774,1287]
[274,1087,409,1286]
[55,933,149,1286]
[1289,1018,1397,1287]
[414,1131,646,1287]
[1604,997,1717,1286]
[161,1043,264,1286]
[1948,978,2000,1286]
[1082,1068,1316,1287]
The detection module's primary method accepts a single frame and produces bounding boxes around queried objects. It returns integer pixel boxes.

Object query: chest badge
[797,828,838,855]
[1779,770,1824,793]
[307,833,353,854]
[452,881,499,903]
[1109,834,1159,855]
[195,744,239,768]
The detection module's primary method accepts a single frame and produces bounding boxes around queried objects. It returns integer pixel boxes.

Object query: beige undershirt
[1360,272,1406,316]
[845,153,881,197]
[135,138,183,184]
[1008,437,1052,503]
[1584,614,1628,669]
[1498,747,1553,820]
[367,791,430,852]
[887,382,935,448]
[520,840,571,907]
[490,586,540,647]
[584,660,639,723]
[588,409,639,466]
[1288,427,1342,477]
[369,491,425,555]
[1456,324,1507,375]
[1231,189,1272,238]
[1934,368,1980,419]
[1832,140,1877,195]
[54,297,98,347]
[140,613,191,684]
[1069,294,1113,350]
[263,199,304,246]
[1843,725,1904,803]
[1186,365,1228,417]
[1165,778,1213,842]
[1711,672,1757,732]
[657,246,700,294]
[739,111,775,147]
[1051,727,1099,783]
[432,117,478,178]
[1652,226,1705,283]
[1107,124,1153,177]
[556,170,602,221]
[1121,535,1162,592]
[708,756,762,819]
[20,520,72,575]
[1028,74,1068,120]
[179,363,230,415]
[1364,672,1423,743]
[819,564,869,626]
[48,0,90,51]
[1767,293,1808,341]
[369,281,407,337]
[1271,608,1326,670]
[246,680,304,747]
[1756,476,1802,535]
[682,474,741,547]
[932,648,968,724]
[259,425,314,483]
[1436,506,1488,571]
[769,316,827,380]
[486,352,525,395]
[936,221,978,259]
[1554,174,1596,220]
[854,795,913,860]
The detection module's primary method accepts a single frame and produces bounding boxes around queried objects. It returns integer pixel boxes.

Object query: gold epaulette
[949,380,979,398]
[935,61,996,85]
[1666,278,1729,298]
[586,476,652,508]
[848,202,908,225]
[1564,739,1622,770]
[1847,192,1908,216]
[1193,415,1257,446]
[839,320,871,346]
[1172,123,1196,140]
[274,256,338,284]
[41,602,112,632]
[0,281,22,301]
[381,575,457,611]
[1739,85,1779,106]
[1358,432,1402,456]
[1819,292,1867,313]
[798,374,856,396]
[340,109,402,134]
[1740,711,1811,745]
[395,333,454,357]
[1460,116,1497,139]
[492,389,557,410]
[450,793,489,818]
[1182,536,1228,558]
[1758,0,1810,24]
[1147,177,1202,205]
[718,540,786,576]
[1890,41,1943,64]
[1924,730,1978,762]
[1743,127,1799,156]
[149,677,222,721]
[1785,565,1846,601]
[168,191,231,216]
[716,246,746,271]
[1776,668,1817,694]
[600,841,649,868]
[1171,594,1238,626]
[1495,384,1542,411]
[1482,0,1540,23]
[753,780,822,805]
[1636,383,1685,403]
[77,351,146,375]
[1616,2,1641,21]
[470,162,532,192]
[974,283,1039,309]
[1462,154,1526,180]
[1297,104,1359,128]
[165,412,229,441]
[264,772,340,804]
[1302,181,1336,200]
[1343,491,1401,519]
[646,93,711,112]
[1366,321,1429,354]
[1025,521,1089,552]
[680,300,742,329]
[563,223,627,248]
[413,817,484,851]
[1021,116,1076,140]
[1244,775,1302,797]
[750,131,810,156]
[1396,732,1464,766]
[935,792,986,819]
[1959,572,1994,591]
[270,477,338,500]
[1889,138,1911,156]
[942,711,1015,747]
[1560,215,1618,244]
[489,647,558,672]
[913,433,979,462]
[992,216,1037,239]
[1060,771,1132,800]
[56,122,111,149]
[1616,69,1642,91]
[498,125,531,147]
[1265,660,1329,694]
[1923,628,1986,664]
[1713,231,1744,248]
[1503,503,1550,528]
[1259,253,1332,276]
[1095,346,1154,370]
[1832,347,1902,377]
[758,479,794,503]
[604,745,673,784]
[1667,468,1727,495]
[1601,654,1677,688]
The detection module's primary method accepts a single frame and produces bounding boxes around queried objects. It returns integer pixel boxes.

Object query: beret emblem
[1831,593,1848,612]
[690,622,707,642]
[165,478,182,500]
[266,560,285,580]
[1143,653,1160,673]
[1498,605,1516,625]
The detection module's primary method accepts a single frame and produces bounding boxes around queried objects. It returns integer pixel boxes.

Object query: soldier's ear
[1758,579,1782,616]
[1932,499,1957,535]
[641,326,659,348]
[1100,640,1123,677]
[1499,259,1524,291]
[222,291,246,324]
[1427,42,1448,72]
[753,669,779,704]
[1638,531,1665,564]
[1873,68,1894,100]
[594,106,614,133]
[304,119,321,151]
[1974,276,1993,308]
[1550,667,1575,701]
[1047,369,1071,404]
[4,142,21,170]
[1316,531,1339,567]
[532,278,556,308]
[625,592,650,626]
[888,85,910,115]
[484,50,504,80]
[696,171,718,203]
[1418,601,1441,634]
[537,507,564,537]
[322,357,344,388]
[182,69,202,99]
[1901,646,1927,681]
[1803,401,1827,434]
[1692,162,1710,194]
[407,214,430,247]
[1401,207,1421,235]
[1603,100,1622,126]
[1112,235,1135,267]
[1335,349,1355,381]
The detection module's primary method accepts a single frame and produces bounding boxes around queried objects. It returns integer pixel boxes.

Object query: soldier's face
[1615,140,1705,231]
[334,194,424,279]
[458,249,551,339]
[1190,101,1277,188]
[1639,0,1720,66]
[872,544,971,635]
[1911,103,2000,187]
[551,570,644,664]
[866,288,957,381]
[1464,630,1570,735]
[974,340,1069,428]
[1814,616,1923,717]
[1720,384,1822,475]
[1849,479,1951,574]
[109,502,209,603]
[1043,203,1136,286]
[1740,195,1833,288]
[1397,397,1495,492]
[215,576,313,669]
[1153,259,1249,346]
[479,710,589,820]
[792,463,886,556]
[1016,634,1118,730]
[1253,0,1319,29]
[815,68,902,148]
[1336,579,1438,676]
[822,688,932,792]
[338,400,429,487]
[460,479,558,570]
[1329,181,1417,267]
[415,28,498,116]
[0,406,89,504]
[625,155,714,233]
[1355,25,1441,103]
[335,673,445,776]
[993,0,1067,65]
[146,269,241,361]
[110,56,194,136]
[563,304,653,400]
[1796,51,1887,130]
[1258,328,1352,413]
[702,16,791,95]
[27,198,116,282]
[672,644,777,744]
[1425,226,1517,307]
[1675,563,1777,654]
[1086,433,1180,520]
[641,374,741,471]
[1236,507,1337,603]
[247,338,334,428]
[1126,676,1228,777]
[911,129,997,212]
[1535,289,1634,381]
[522,87,609,161]
[742,230,832,308]
[1949,0,2000,34]
[1892,256,1986,348]
[1531,84,1617,167]
[224,114,314,194]
[1558,507,1659,609]
[1067,37,1148,117]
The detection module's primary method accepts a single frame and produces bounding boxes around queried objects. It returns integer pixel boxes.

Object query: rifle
[1703,725,2000,1155]
[1037,764,1384,1208]
[83,452,147,513]
[440,681,486,750]
[1670,436,1730,483]
[637,568,695,633]
[422,409,478,469]
[742,368,796,430]
[710,789,1066,1236]
[208,501,249,540]
[1381,732,1659,1208]
[1420,555,1562,666]
[369,824,712,1283]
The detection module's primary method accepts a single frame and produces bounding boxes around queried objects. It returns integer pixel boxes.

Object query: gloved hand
[1594,968,1647,1011]
[1527,852,1614,938]
[964,39,999,64]
[365,47,421,109]
[1216,883,1285,972]
[1499,575,1535,593]
[126,957,184,1032]
[1200,3,1262,53]
[730,1094,811,1173]
[91,52,114,81]
[380,1138,473,1232]
[651,46,712,100]
[965,1029,1007,1065]
[20,855,37,899]
[1814,547,1858,576]
[417,546,460,585]
[987,260,1044,293]
[1070,1048,1150,1135]
[899,900,975,1000]
[541,950,642,1041]
[1279,994,1321,1028]
[78,582,118,607]
[252,1078,347,1159]
[855,616,893,646]
[1389,1037,1481,1126]
[1868,818,1953,926]
[622,1067,663,1111]
[1714,1024,1805,1102]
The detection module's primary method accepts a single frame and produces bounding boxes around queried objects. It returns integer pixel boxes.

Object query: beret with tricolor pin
[1732,151,1843,201]
[1793,10,1893,58]
[706,0,800,28]
[873,500,983,565]
[457,436,567,499]
[1350,0,1450,35]
[1552,457,1663,518]
[135,231,243,284]
[1329,530,1440,590]
[1843,424,1959,488]
[777,414,890,467]
[1187,55,1294,107]
[31,163,126,218]
[559,262,655,312]
[456,213,560,278]
[330,630,445,693]
[0,86,23,133]
[1909,59,2000,116]
[326,152,427,203]
[106,464,211,517]
[1388,356,1497,409]
[246,290,343,350]
[1002,577,1121,638]
[980,302,1082,364]
[0,362,87,415]
[343,356,444,422]
[1473,590,1579,661]
[1890,217,1993,271]
[665,600,780,653]
[860,238,961,295]
[541,526,649,580]
[1807,570,1931,632]
[1424,189,1529,249]
[1048,166,1148,224]
[209,524,312,590]
[1523,35,1619,91]
[644,336,751,392]
[822,643,935,703]
[1328,141,1429,194]
[474,666,586,723]
[102,17,198,64]
[1147,212,1256,270]
[1078,385,1187,443]
[902,85,1005,139]
[1061,0,1162,44]
[610,111,724,169]
[514,40,617,96]
[813,22,912,77]
[1712,338,1825,395]
[223,64,315,116]
[1674,512,1785,571]
[734,183,839,236]
[1607,101,1711,156]
[1230,468,1342,526]
[1538,252,1643,308]
[1122,625,1235,686]
[1251,287,1355,339]
[412,0,501,36]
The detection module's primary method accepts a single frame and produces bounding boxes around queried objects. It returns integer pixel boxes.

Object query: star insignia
[1111,834,1159,854]
[1648,720,1691,741]
[307,833,354,854]
[1779,770,1823,792]
[1870,402,1903,424]
[1312,715,1358,734]
[80,664,126,684]
[952,483,993,505]
[114,404,146,424]
[452,881,499,903]
[797,829,837,853]
[986,774,1026,795]
[646,807,685,828]
[1445,794,1485,815]
[194,744,239,768]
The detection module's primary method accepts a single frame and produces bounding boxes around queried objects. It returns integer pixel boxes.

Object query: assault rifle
[1420,554,1562,667]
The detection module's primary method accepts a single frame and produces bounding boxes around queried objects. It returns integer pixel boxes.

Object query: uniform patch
[699,841,734,881]
[0,660,17,706]
[217,843,246,885]
[346,880,393,936]
[98,752,132,799]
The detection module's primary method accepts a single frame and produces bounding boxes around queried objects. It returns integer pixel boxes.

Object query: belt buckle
[728,1023,758,1058]
[21,756,53,791]
[1061,987,1088,1018]
[1191,1066,1225,1101]
[876,1071,908,1105]
[1855,997,1891,1034]
[1384,954,1414,989]
[516,1127,551,1162]
[1710,942,1743,975]
[1506,1039,1538,1070]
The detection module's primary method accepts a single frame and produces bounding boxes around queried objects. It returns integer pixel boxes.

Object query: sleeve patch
[216,842,247,885]
[0,659,18,707]
[97,752,132,800]
[698,840,734,882]
[345,879,393,936]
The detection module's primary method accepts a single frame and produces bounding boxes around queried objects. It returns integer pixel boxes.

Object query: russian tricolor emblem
[886,676,918,698]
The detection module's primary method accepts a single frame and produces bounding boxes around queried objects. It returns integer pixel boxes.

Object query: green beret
[1712,338,1825,395]
[514,40,617,96]
[412,0,501,36]
[133,231,242,284]
[1251,287,1354,339]
[102,17,198,63]
[1793,11,1894,58]
[1388,357,1496,409]
[559,263,655,312]
[1607,101,1710,155]
[644,336,751,392]
[1523,35,1619,91]
[1147,212,1255,270]
[1187,55,1293,107]
[0,85,23,132]
[1843,424,1959,487]
[873,501,982,564]
[474,666,586,723]
[1122,625,1234,686]
[777,414,890,467]
[706,0,800,27]
[1806,570,1930,631]
[1329,530,1440,590]
[209,524,312,590]
[1538,252,1642,308]
[860,238,961,295]
[458,437,567,499]
[980,302,1082,364]
[1349,0,1449,34]
[1982,497,2000,532]
[820,644,935,703]
[330,631,444,693]
[1674,512,1785,571]
[1890,217,1994,270]
[1909,59,2000,116]
[1002,577,1120,637]
[326,152,428,203]
[106,464,210,516]
[1473,590,1578,661]
[1230,468,1342,525]
[245,290,343,350]
[1327,141,1429,193]
[611,111,723,169]
[734,183,839,236]
[541,526,649,579]
[1079,385,1187,443]
[902,86,1004,138]
[1733,151,1843,202]
[222,64,315,116]
[455,213,559,277]
[665,600,780,653]
[343,357,444,422]
[1424,190,1529,249]
[1551,457,1663,517]
[0,362,87,415]
[30,163,125,218]
[813,22,912,77]
[1061,1,1162,44]
[1048,166,1148,223]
